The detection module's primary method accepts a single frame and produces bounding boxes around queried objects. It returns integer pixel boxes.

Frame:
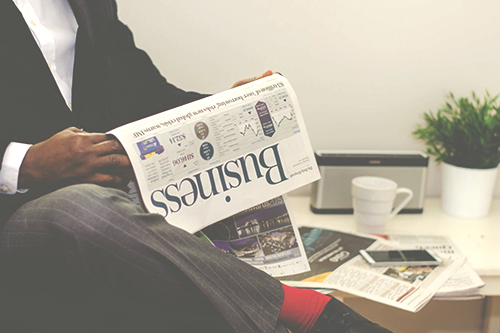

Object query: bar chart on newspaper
[110,75,320,233]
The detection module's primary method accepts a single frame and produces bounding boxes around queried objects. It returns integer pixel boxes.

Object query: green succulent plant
[413,91,500,169]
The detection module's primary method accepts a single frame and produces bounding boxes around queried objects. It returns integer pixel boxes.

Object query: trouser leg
[0,184,287,333]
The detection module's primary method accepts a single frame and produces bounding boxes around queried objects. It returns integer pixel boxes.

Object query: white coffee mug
[351,176,413,234]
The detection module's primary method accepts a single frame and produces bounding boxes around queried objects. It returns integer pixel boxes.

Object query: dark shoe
[311,296,394,333]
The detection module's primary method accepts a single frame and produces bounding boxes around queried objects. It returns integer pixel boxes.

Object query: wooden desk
[288,195,500,332]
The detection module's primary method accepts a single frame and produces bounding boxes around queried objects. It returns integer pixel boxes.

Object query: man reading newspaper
[0,1,393,332]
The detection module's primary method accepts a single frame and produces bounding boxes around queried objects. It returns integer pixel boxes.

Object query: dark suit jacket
[0,0,208,228]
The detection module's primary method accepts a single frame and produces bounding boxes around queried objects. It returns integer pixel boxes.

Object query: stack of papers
[278,228,482,312]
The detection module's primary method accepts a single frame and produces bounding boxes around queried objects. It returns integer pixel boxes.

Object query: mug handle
[389,188,413,219]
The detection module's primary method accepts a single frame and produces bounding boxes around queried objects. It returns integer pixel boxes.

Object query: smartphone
[359,249,443,267]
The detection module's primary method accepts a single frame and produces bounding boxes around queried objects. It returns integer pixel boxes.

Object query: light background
[116,0,500,197]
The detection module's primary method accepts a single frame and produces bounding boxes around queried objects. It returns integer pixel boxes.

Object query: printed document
[110,75,320,233]
[280,228,467,312]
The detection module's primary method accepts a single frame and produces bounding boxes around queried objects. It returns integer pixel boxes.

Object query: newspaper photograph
[198,195,310,277]
[109,74,320,233]
[280,228,466,312]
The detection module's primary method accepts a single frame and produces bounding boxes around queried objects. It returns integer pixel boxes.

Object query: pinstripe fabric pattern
[0,184,289,333]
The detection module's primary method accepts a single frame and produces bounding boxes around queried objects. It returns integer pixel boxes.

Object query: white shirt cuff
[0,142,32,195]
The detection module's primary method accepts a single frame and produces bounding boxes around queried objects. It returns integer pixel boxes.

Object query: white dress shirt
[0,0,78,195]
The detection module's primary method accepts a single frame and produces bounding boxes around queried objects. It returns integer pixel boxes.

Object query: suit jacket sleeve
[0,0,210,225]
[0,1,210,160]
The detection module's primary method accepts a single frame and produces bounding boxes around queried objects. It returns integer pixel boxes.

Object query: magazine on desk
[109,74,319,276]
[279,228,467,312]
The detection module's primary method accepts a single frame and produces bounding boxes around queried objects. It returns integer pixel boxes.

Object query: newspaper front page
[110,74,320,233]
[280,228,466,312]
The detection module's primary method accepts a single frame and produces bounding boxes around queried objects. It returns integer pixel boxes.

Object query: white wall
[116,0,500,197]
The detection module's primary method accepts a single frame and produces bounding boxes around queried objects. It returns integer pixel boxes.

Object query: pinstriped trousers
[0,184,289,333]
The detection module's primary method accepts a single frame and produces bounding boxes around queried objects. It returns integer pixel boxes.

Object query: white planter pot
[441,162,499,219]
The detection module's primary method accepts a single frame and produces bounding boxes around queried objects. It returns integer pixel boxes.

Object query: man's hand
[231,69,276,88]
[19,127,133,190]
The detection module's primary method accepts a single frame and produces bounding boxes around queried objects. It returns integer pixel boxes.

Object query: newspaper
[109,74,320,233]
[385,235,485,300]
[198,195,311,277]
[280,228,467,312]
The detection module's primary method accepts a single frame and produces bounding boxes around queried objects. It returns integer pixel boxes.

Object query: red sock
[278,284,331,333]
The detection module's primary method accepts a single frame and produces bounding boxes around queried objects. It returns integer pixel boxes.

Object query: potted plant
[413,91,500,218]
